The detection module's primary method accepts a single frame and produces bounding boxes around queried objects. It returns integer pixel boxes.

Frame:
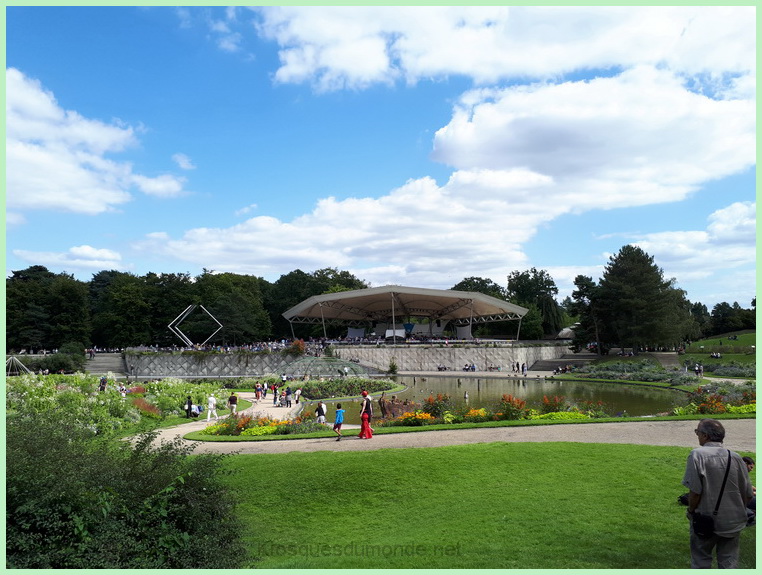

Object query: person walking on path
[207,393,219,422]
[285,386,293,408]
[227,392,238,415]
[294,387,302,404]
[333,403,345,441]
[682,418,753,568]
[315,402,327,424]
[358,390,373,439]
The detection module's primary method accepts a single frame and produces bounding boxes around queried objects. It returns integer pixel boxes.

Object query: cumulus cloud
[6,68,187,215]
[632,201,756,283]
[433,66,754,209]
[135,174,539,286]
[13,245,124,271]
[253,6,754,90]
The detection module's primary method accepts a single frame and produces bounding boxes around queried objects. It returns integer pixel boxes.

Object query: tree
[450,277,513,337]
[194,272,272,344]
[569,275,603,354]
[312,267,369,294]
[6,266,56,351]
[596,245,691,350]
[506,268,563,336]
[450,277,507,300]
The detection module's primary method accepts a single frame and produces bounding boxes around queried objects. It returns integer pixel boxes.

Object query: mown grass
[224,442,756,569]
[687,330,756,350]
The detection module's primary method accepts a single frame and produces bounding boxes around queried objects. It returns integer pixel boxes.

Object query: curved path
[151,392,755,456]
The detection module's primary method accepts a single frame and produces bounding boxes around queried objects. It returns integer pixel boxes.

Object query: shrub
[726,403,756,414]
[422,393,454,418]
[541,395,567,414]
[284,339,305,356]
[464,407,491,423]
[6,414,246,568]
[498,394,528,420]
[394,411,437,426]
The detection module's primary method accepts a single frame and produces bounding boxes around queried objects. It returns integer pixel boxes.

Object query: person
[742,456,756,525]
[285,386,293,408]
[682,419,753,569]
[294,387,302,404]
[378,392,388,419]
[333,403,345,441]
[272,384,279,406]
[521,362,528,377]
[184,395,193,418]
[315,402,326,424]
[358,390,373,439]
[207,393,218,421]
[227,392,238,415]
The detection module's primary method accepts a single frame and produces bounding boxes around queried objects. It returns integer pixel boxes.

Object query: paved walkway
[150,391,755,456]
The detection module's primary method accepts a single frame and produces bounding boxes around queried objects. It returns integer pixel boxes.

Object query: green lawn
[686,330,756,355]
[223,442,756,569]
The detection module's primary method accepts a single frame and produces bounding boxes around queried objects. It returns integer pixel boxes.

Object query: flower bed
[671,382,756,415]
[380,393,621,427]
[199,413,325,436]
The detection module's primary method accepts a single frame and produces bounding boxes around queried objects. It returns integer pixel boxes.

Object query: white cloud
[631,202,755,287]
[253,6,754,90]
[172,153,196,170]
[432,66,754,212]
[131,174,186,198]
[235,203,258,217]
[6,68,187,215]
[13,245,124,271]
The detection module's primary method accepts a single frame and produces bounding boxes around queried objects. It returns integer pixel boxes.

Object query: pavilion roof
[282,285,528,327]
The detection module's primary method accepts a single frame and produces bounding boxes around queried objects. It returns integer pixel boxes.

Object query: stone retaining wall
[125,342,569,378]
[333,342,569,372]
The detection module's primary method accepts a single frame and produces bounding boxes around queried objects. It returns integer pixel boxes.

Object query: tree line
[6,245,754,353]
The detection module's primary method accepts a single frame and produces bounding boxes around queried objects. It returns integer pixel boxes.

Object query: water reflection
[311,375,682,425]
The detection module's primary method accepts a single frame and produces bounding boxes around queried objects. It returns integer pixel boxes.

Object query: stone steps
[86,353,126,377]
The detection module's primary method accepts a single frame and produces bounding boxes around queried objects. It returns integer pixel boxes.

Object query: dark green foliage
[297,377,394,399]
[596,246,694,349]
[708,301,755,336]
[506,267,563,335]
[6,414,246,569]
[17,352,85,374]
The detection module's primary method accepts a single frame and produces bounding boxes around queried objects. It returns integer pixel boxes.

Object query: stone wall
[333,342,569,372]
[125,342,569,378]
[125,351,293,379]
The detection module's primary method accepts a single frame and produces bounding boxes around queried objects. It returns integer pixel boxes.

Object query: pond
[310,374,683,425]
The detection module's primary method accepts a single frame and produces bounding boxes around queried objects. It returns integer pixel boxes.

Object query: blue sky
[5,6,756,310]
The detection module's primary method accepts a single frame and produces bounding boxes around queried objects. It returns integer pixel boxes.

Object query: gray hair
[697,419,725,442]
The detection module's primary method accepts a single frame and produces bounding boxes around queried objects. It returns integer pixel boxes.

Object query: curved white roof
[282,285,527,327]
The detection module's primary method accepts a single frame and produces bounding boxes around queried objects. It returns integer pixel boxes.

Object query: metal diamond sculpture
[168,304,223,347]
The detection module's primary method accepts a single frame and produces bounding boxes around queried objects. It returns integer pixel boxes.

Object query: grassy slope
[224,442,756,569]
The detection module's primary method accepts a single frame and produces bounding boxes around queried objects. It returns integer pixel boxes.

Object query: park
[5,254,757,569]
[6,304,756,569]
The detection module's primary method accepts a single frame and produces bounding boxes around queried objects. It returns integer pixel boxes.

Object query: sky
[4,5,757,310]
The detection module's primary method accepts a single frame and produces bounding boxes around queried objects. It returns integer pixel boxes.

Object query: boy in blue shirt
[333,403,345,441]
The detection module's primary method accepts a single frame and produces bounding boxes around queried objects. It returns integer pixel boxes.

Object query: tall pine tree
[597,245,691,351]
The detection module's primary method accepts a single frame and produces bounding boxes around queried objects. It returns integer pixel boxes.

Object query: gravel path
[151,392,755,456]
